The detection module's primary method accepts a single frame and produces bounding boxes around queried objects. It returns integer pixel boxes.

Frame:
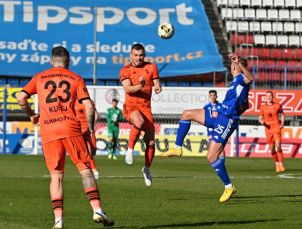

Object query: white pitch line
[1,174,302,179]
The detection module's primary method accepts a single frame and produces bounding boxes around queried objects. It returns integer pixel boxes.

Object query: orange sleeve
[120,67,130,82]
[278,104,284,114]
[152,64,159,80]
[22,75,38,97]
[77,78,90,103]
[259,106,264,116]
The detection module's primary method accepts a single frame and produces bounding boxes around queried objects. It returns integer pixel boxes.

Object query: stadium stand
[216,0,302,89]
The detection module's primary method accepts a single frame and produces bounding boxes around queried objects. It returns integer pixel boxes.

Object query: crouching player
[162,54,253,202]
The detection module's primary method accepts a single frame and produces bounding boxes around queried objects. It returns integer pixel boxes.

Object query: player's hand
[154,86,162,94]
[228,53,239,64]
[139,76,146,87]
[89,132,97,156]
[30,113,40,126]
[84,130,97,156]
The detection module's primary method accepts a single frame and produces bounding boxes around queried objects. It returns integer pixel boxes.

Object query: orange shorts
[42,135,92,174]
[123,103,154,131]
[265,128,282,145]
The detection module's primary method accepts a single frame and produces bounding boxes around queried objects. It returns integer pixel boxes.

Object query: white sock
[94,208,103,214]
[174,145,181,149]
[127,148,133,154]
[55,218,63,223]
[225,183,232,189]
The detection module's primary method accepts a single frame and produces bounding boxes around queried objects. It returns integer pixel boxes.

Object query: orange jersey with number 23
[22,67,90,144]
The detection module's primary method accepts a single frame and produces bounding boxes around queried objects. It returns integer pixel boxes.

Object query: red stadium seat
[287,60,300,68]
[295,73,302,82]
[247,35,254,44]
[250,47,259,56]
[259,48,270,59]
[257,59,265,67]
[231,34,254,46]
[285,73,302,82]
[263,59,276,68]
[241,47,249,57]
[292,72,302,82]
[276,60,287,68]
[256,72,269,81]
[293,48,302,59]
[282,49,293,59]
[271,72,280,81]
[270,48,282,59]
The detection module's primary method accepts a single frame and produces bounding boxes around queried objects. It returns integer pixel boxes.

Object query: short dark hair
[266,91,274,96]
[112,98,118,103]
[52,46,70,61]
[209,90,217,95]
[131,43,145,52]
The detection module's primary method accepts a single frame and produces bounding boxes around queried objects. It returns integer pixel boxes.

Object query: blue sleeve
[237,74,245,86]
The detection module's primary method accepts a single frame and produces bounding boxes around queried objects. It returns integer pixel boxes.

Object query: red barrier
[244,89,302,116]
[225,137,302,158]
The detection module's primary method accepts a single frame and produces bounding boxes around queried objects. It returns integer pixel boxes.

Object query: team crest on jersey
[132,71,137,75]
[145,69,149,74]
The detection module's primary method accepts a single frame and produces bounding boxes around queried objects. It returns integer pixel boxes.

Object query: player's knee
[276,144,282,151]
[132,118,144,128]
[181,110,191,120]
[148,141,155,147]
[206,152,217,164]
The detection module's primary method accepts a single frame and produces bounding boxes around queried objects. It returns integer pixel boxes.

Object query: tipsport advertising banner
[0,0,225,79]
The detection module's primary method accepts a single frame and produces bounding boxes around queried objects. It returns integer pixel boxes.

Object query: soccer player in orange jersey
[74,100,100,179]
[259,91,285,173]
[120,43,162,187]
[17,46,113,228]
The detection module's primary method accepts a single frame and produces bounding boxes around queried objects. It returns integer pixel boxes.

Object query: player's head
[266,91,274,104]
[112,98,118,108]
[208,90,218,103]
[130,43,145,67]
[51,46,70,68]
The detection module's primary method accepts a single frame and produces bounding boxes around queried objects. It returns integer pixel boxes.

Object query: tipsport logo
[0,1,194,32]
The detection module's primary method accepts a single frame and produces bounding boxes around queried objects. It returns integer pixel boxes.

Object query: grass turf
[0,155,302,229]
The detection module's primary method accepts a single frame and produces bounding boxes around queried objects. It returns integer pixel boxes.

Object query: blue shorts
[205,112,238,146]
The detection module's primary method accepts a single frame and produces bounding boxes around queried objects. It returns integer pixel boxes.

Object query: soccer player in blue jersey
[162,54,253,202]
[203,90,222,142]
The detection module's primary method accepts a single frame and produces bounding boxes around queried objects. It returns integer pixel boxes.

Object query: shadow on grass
[233,194,302,199]
[166,194,302,203]
[110,219,281,229]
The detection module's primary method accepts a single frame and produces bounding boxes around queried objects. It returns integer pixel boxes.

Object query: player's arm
[279,109,285,128]
[239,60,253,84]
[94,109,99,123]
[153,78,162,94]
[258,115,265,125]
[121,78,145,94]
[82,99,95,132]
[119,109,123,122]
[258,106,265,125]
[17,91,39,125]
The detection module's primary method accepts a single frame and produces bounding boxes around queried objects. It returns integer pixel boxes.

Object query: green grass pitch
[0,155,302,229]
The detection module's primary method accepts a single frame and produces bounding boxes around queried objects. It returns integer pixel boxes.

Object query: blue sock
[175,120,191,147]
[211,157,231,186]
